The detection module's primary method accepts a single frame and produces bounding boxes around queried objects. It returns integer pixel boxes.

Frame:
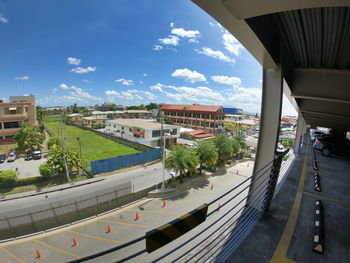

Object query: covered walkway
[223,139,350,263]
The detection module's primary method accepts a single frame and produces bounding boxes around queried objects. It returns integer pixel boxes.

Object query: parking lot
[0,161,255,263]
[0,155,47,178]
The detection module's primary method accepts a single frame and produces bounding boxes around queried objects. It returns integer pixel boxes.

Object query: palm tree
[165,145,199,183]
[195,140,218,174]
[214,134,233,163]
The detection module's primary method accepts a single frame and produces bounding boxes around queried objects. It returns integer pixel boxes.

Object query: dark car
[0,154,6,163]
[33,150,42,160]
[24,151,33,161]
[313,136,350,157]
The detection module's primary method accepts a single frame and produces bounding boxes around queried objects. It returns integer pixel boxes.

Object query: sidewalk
[0,177,104,201]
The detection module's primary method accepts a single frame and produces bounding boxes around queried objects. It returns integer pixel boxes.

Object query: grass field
[44,120,141,166]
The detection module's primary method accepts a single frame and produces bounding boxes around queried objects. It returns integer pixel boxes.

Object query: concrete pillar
[248,67,283,209]
[293,111,306,154]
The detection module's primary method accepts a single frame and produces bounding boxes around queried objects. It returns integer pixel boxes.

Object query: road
[0,161,171,212]
[0,161,256,263]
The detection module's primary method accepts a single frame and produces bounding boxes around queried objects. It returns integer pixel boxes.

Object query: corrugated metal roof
[275,7,350,69]
[161,104,223,113]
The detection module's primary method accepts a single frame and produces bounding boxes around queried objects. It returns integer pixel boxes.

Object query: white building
[105,119,180,147]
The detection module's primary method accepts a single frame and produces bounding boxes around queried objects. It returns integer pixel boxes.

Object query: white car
[7,152,16,162]
[310,129,325,141]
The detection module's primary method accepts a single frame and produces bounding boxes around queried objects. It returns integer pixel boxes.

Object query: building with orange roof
[160,104,225,133]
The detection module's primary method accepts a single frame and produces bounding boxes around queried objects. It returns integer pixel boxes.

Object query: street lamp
[76,137,82,156]
[162,131,171,188]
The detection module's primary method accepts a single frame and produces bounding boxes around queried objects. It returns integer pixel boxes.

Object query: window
[152,130,161,137]
[171,128,177,135]
[4,121,20,129]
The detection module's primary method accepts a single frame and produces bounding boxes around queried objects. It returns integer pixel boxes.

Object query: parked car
[7,152,16,162]
[0,154,6,163]
[310,129,326,141]
[24,151,33,161]
[313,136,350,157]
[33,150,42,160]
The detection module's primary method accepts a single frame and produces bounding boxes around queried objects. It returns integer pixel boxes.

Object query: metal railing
[0,182,156,241]
[68,153,288,263]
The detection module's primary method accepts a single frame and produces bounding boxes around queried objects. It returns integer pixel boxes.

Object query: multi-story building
[0,95,36,143]
[160,104,225,133]
[223,107,243,115]
[91,110,152,120]
[105,119,180,147]
[82,116,109,128]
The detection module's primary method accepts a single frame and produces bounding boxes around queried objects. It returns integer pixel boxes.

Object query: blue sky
[0,0,296,115]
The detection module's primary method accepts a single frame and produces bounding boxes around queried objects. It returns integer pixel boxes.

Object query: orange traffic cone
[217,203,221,211]
[106,224,112,233]
[135,212,140,221]
[210,184,214,190]
[35,248,43,259]
[72,237,79,247]
[162,200,166,208]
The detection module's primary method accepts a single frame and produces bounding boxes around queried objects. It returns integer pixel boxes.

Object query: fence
[91,148,162,175]
[0,182,156,241]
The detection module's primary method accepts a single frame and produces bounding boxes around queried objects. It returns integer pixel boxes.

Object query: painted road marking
[33,239,80,258]
[67,230,120,243]
[303,191,350,209]
[0,247,27,263]
[99,219,151,228]
[128,209,176,215]
[269,143,310,263]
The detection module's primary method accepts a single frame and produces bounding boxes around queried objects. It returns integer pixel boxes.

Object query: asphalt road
[0,161,256,263]
[0,161,171,212]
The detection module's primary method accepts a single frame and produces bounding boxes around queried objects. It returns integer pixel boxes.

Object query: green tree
[39,163,53,177]
[233,135,246,149]
[145,102,159,111]
[165,145,199,183]
[194,140,218,174]
[214,134,233,163]
[231,138,241,156]
[36,106,46,123]
[47,136,60,150]
[47,145,83,176]
[14,123,45,152]
[0,170,17,182]
[282,138,295,148]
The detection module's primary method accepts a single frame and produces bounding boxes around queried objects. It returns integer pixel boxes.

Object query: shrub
[39,163,53,177]
[0,170,17,182]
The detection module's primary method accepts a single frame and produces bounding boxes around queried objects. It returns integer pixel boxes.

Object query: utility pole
[59,121,70,181]
[161,112,166,188]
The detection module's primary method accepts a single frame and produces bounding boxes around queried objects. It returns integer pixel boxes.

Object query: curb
[313,200,324,253]
[314,172,321,192]
[0,178,105,202]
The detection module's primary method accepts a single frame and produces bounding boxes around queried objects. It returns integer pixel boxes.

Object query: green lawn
[44,120,141,166]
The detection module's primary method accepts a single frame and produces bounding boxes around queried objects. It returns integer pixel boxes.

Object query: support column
[294,111,306,154]
[248,67,283,210]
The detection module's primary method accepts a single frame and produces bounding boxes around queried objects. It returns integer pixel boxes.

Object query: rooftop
[107,119,179,130]
[161,104,223,113]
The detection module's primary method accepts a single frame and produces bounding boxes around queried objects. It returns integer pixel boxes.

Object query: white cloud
[209,22,215,28]
[171,28,200,42]
[115,78,134,86]
[71,66,96,74]
[159,35,179,46]
[150,83,165,92]
[67,57,81,65]
[143,73,148,77]
[171,68,206,83]
[258,79,262,83]
[139,80,144,84]
[165,86,225,104]
[0,15,8,23]
[15,76,29,80]
[83,79,92,83]
[170,22,174,28]
[225,86,262,113]
[39,85,102,106]
[282,94,298,116]
[197,47,234,63]
[153,45,163,51]
[222,32,243,56]
[211,75,241,86]
[59,83,70,90]
[105,89,156,101]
